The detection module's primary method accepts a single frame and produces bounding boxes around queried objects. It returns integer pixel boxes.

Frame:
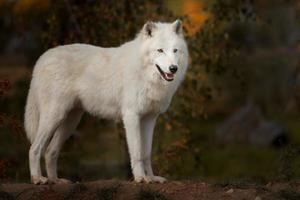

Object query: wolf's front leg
[122,111,146,182]
[141,114,166,183]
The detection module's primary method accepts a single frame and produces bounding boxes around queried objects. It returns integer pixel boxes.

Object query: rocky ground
[1,180,300,200]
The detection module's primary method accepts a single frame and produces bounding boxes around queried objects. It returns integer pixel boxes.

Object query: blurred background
[1,0,300,184]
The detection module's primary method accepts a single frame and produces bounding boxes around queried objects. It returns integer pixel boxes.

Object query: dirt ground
[1,180,300,200]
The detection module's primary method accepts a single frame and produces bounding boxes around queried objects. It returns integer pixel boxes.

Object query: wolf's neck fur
[112,36,178,113]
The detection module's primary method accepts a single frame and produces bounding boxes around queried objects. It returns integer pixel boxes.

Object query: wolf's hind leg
[45,108,83,184]
[29,104,67,185]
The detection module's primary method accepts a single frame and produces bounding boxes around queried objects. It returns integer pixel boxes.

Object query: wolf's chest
[136,84,172,115]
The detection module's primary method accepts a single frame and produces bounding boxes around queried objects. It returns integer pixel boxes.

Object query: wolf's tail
[24,88,39,144]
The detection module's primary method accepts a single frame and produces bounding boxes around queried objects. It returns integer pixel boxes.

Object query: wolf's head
[139,20,188,83]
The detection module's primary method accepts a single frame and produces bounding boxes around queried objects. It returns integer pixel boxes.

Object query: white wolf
[24,20,188,184]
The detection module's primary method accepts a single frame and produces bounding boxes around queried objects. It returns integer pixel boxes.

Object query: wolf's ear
[172,19,183,35]
[142,21,156,37]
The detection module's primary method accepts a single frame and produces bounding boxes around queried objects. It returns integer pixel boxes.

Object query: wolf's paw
[134,175,167,183]
[150,175,167,183]
[31,175,49,185]
[49,178,72,184]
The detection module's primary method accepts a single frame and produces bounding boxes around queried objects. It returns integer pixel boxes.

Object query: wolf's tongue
[166,73,174,79]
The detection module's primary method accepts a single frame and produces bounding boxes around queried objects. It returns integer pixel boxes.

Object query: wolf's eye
[173,49,178,53]
[157,49,164,53]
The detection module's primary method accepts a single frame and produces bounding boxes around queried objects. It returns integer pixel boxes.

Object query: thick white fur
[24,20,188,184]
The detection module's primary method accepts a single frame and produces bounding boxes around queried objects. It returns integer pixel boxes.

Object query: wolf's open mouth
[155,64,174,82]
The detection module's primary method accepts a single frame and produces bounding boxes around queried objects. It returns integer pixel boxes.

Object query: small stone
[173,181,184,185]
[255,196,261,200]
[226,188,234,194]
[266,182,273,187]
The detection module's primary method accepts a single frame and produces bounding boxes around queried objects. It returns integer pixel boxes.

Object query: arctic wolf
[25,20,188,184]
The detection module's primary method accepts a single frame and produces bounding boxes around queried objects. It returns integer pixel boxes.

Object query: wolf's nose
[169,65,178,74]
